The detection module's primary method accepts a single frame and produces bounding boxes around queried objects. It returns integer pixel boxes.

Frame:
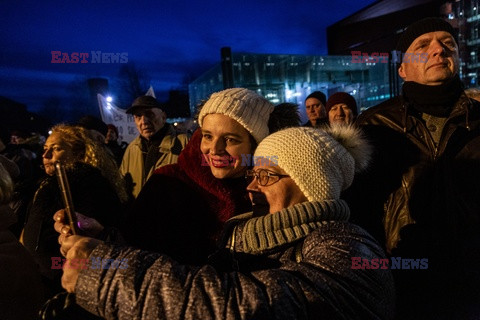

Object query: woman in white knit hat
[69,87,298,265]
[56,124,395,320]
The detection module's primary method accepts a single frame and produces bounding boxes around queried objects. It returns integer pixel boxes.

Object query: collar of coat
[400,92,477,133]
[132,124,177,146]
[226,199,350,254]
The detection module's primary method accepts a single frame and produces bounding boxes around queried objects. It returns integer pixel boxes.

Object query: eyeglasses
[245,169,290,186]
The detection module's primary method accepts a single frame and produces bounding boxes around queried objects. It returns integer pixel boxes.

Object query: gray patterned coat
[75,200,395,319]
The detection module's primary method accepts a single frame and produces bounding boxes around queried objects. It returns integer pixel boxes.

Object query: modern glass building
[189,51,391,123]
[455,0,480,86]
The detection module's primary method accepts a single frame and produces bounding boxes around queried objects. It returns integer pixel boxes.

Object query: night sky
[0,0,376,116]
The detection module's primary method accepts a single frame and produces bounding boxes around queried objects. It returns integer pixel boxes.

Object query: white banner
[97,94,137,143]
[145,86,156,98]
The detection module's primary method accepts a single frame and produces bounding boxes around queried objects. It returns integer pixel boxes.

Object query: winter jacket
[123,129,251,264]
[0,204,44,320]
[119,124,188,198]
[351,92,480,252]
[76,200,395,320]
[22,162,124,298]
[347,93,480,319]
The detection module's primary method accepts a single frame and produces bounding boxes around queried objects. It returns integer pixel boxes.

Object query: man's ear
[398,64,407,80]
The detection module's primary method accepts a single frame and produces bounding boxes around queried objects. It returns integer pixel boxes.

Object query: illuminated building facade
[327,0,480,88]
[189,52,390,123]
[455,0,480,86]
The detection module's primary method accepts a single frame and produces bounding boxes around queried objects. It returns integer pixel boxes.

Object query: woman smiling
[122,88,299,264]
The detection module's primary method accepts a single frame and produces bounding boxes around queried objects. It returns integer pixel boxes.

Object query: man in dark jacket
[55,126,394,320]
[345,17,480,319]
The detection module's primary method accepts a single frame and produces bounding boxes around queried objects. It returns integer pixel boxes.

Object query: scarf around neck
[229,199,350,254]
[402,75,463,117]
[177,129,251,223]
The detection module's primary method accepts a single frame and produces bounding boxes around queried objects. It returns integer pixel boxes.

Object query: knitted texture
[254,126,371,201]
[326,92,358,116]
[240,200,350,254]
[198,88,274,143]
[306,91,326,106]
[396,17,456,53]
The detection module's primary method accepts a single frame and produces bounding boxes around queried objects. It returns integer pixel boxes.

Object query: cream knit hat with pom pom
[253,125,371,201]
[198,88,274,143]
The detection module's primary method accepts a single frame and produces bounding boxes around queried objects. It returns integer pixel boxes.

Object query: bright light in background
[105,96,113,110]
[285,90,302,100]
[285,89,293,99]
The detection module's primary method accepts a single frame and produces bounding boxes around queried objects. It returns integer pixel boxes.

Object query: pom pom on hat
[198,88,274,143]
[254,126,371,201]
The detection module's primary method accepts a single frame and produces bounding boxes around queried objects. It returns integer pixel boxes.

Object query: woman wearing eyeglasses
[57,125,394,319]
[118,89,300,264]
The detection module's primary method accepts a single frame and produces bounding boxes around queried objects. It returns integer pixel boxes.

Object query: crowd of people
[1,17,480,320]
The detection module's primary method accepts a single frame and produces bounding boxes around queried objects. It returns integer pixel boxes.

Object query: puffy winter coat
[76,200,395,320]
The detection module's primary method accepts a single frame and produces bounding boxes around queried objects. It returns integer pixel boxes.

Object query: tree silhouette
[115,62,151,108]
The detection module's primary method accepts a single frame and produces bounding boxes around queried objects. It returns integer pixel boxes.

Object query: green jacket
[120,124,189,198]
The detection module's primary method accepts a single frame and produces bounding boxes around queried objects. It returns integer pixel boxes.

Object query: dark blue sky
[0,0,376,114]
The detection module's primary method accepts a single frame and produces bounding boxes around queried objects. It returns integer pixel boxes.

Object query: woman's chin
[209,167,230,179]
[43,165,55,176]
[209,166,246,179]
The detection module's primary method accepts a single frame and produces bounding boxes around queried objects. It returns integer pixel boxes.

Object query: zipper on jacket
[228,225,237,252]
[228,225,240,271]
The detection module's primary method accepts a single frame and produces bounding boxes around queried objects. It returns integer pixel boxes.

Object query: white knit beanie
[198,88,274,143]
[254,125,371,201]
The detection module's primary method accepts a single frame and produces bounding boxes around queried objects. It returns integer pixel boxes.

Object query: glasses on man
[245,169,290,186]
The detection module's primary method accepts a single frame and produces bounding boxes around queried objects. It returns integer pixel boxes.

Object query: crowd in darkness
[1,17,480,320]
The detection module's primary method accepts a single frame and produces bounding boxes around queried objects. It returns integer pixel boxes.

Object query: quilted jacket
[76,200,395,320]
